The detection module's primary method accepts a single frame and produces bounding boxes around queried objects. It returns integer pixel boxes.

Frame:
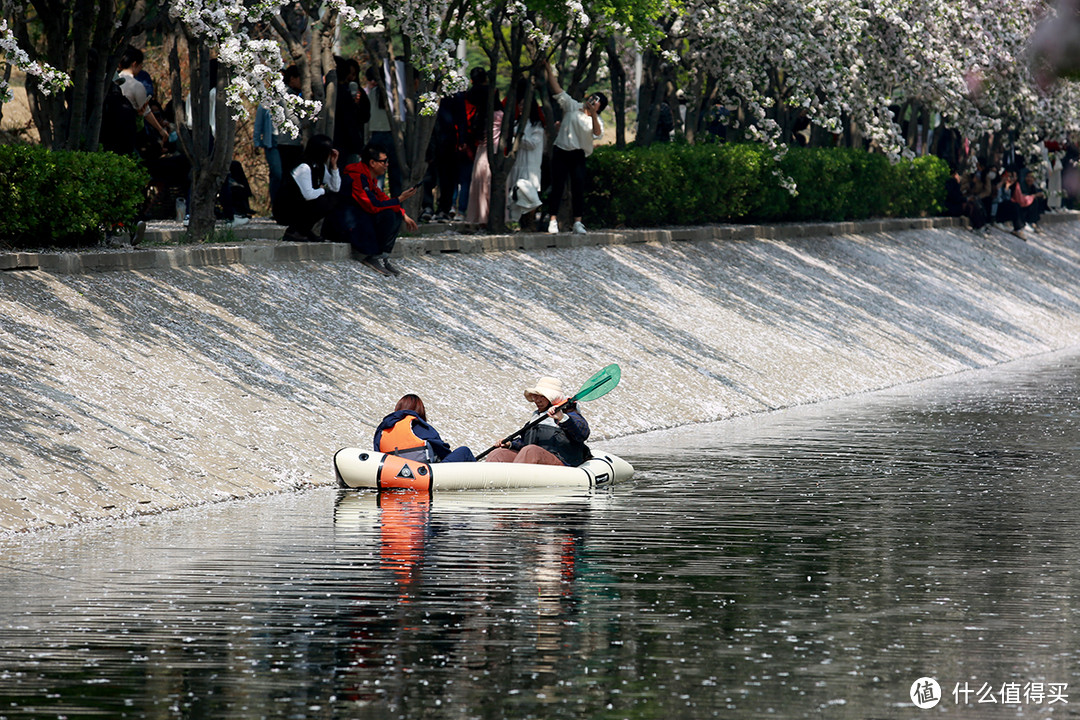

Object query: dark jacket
[513,405,590,466]
[373,410,453,461]
[333,84,370,156]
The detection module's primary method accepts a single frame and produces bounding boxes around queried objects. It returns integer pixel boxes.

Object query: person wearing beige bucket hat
[484,375,591,466]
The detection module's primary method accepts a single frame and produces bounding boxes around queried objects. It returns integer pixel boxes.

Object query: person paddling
[374,394,475,463]
[484,376,590,466]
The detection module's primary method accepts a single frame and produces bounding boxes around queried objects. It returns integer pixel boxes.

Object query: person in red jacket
[341,142,419,276]
[1014,171,1046,235]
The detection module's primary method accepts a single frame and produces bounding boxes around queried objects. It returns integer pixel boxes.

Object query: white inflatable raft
[333,448,634,491]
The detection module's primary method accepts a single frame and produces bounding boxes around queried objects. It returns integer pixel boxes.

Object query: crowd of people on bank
[104,45,610,273]
[108,43,1078,271]
[943,143,1078,241]
[253,56,608,274]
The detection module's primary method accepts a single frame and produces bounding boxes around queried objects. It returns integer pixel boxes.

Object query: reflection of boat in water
[332,485,604,531]
[332,487,603,601]
[333,448,634,491]
[331,486,599,687]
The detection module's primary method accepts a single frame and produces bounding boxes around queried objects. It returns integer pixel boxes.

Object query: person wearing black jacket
[332,56,370,166]
[484,376,590,466]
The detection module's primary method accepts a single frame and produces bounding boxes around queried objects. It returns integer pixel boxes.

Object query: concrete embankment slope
[3,217,1080,533]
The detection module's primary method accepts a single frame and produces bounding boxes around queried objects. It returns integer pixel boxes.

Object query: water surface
[4,351,1080,718]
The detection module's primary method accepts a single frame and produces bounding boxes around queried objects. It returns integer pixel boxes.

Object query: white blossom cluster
[686,0,1080,163]
[362,0,469,111]
[0,17,69,103]
[168,0,322,135]
[5,0,1080,167]
[171,0,469,121]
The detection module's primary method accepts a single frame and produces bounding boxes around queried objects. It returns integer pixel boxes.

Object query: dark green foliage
[585,143,949,228]
[586,142,766,227]
[0,145,149,248]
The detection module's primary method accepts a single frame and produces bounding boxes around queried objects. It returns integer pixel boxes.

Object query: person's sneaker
[381,258,401,276]
[433,211,450,223]
[547,217,559,234]
[420,209,433,223]
[360,256,392,275]
[229,216,250,227]
[572,220,587,234]
[283,229,310,243]
[1011,229,1027,242]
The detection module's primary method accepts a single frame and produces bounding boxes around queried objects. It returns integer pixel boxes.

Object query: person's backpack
[100,77,138,155]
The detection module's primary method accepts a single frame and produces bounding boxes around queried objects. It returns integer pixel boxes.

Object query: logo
[911,677,942,709]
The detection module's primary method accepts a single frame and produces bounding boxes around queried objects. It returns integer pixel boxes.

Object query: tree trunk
[61,0,91,150]
[636,45,676,146]
[313,7,337,137]
[904,100,919,153]
[361,34,437,221]
[82,2,118,152]
[635,51,662,145]
[13,10,54,148]
[322,67,339,141]
[921,106,933,157]
[682,74,714,145]
[606,37,627,149]
[171,32,235,242]
[0,63,9,127]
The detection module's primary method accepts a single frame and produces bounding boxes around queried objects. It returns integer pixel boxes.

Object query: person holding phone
[543,56,606,235]
[334,142,419,276]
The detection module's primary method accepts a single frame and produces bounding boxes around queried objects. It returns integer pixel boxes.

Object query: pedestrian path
[0,213,1053,274]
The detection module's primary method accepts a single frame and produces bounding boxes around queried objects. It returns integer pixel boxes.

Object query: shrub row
[0,145,149,249]
[584,142,949,228]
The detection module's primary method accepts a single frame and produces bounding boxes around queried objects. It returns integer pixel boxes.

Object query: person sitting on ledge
[273,133,340,242]
[333,142,418,276]
[944,165,987,232]
[374,394,475,463]
[484,376,590,466]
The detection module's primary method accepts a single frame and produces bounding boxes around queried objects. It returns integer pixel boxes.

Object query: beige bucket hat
[524,376,565,403]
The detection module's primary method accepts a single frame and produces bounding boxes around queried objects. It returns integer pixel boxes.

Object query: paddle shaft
[474,364,620,461]
[475,400,574,461]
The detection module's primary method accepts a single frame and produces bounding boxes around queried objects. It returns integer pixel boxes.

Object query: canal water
[3,350,1080,719]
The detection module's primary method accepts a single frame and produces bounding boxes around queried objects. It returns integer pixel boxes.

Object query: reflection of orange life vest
[379,489,431,600]
[379,416,433,462]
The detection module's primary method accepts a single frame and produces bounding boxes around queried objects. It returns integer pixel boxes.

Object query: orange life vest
[379,416,433,462]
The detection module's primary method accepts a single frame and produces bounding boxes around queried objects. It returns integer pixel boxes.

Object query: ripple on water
[4,352,1080,716]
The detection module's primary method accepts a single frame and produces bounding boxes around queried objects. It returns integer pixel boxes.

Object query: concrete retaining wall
[2,215,1079,533]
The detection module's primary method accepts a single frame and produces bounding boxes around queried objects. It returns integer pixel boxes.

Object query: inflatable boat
[333,448,634,491]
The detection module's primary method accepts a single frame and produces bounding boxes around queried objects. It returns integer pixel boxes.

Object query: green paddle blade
[572,364,621,402]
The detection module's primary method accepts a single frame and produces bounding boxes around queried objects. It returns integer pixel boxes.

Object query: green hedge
[0,145,149,248]
[585,143,948,228]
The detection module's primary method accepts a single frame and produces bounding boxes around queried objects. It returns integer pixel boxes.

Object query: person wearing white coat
[507,94,546,225]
